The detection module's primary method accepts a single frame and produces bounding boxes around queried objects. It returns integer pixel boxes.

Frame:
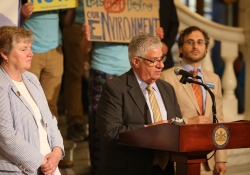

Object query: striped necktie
[146,85,169,170]
[146,85,163,122]
[190,69,203,114]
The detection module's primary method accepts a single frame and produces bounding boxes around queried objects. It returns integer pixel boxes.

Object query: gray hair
[128,33,162,65]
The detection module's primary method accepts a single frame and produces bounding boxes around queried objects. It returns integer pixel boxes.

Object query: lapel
[156,80,170,117]
[22,72,52,123]
[175,62,201,115]
[10,85,37,120]
[126,69,152,124]
[0,67,37,123]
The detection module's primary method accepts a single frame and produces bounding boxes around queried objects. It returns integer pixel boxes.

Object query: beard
[182,51,206,63]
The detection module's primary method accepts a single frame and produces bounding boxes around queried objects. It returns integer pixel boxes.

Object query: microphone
[174,67,201,79]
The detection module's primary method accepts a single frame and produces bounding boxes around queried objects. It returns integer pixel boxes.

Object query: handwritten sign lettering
[84,0,159,43]
[104,0,126,13]
[29,0,78,12]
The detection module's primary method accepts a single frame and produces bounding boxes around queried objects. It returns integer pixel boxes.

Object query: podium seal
[212,124,230,148]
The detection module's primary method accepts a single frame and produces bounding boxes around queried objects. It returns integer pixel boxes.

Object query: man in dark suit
[96,33,182,175]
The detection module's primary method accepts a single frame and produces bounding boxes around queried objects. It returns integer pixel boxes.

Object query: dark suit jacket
[160,0,179,69]
[96,69,182,175]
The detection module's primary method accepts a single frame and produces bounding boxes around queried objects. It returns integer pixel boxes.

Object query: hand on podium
[145,117,185,127]
[145,120,170,127]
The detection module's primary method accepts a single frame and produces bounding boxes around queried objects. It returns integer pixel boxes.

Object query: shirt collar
[181,61,202,72]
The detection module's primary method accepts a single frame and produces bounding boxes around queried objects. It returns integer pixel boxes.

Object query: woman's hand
[41,147,62,175]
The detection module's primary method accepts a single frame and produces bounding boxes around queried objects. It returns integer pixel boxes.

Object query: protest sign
[84,0,159,43]
[0,0,19,27]
[29,0,78,12]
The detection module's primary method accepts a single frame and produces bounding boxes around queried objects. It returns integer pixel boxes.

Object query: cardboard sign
[0,0,19,27]
[84,0,159,43]
[29,0,78,12]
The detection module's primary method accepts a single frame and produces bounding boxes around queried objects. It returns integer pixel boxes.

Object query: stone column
[221,41,238,122]
[238,1,250,120]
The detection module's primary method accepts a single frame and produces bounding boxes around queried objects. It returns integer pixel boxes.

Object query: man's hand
[41,147,62,175]
[214,162,226,175]
[145,120,170,127]
[155,27,168,54]
[21,2,34,19]
[188,115,208,124]
[21,2,33,18]
[20,2,33,26]
[156,27,164,40]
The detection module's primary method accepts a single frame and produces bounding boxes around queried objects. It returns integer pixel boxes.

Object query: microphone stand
[179,75,218,123]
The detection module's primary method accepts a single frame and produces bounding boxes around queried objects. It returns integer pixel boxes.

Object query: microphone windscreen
[174,67,182,75]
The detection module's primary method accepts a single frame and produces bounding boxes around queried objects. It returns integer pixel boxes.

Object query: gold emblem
[212,125,230,148]
[214,128,227,146]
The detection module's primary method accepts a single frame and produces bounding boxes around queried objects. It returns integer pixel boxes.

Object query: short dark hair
[178,26,209,58]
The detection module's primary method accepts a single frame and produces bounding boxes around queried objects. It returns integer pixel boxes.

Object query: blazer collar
[0,66,39,123]
[127,69,152,124]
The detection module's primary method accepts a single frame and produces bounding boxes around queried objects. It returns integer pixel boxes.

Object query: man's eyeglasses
[137,55,167,65]
[184,39,206,46]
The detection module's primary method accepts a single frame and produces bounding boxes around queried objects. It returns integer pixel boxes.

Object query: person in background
[21,1,75,169]
[160,26,227,175]
[159,0,179,70]
[62,0,89,142]
[96,32,182,175]
[81,22,131,174]
[0,26,64,175]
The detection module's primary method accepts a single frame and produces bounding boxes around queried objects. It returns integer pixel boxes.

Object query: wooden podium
[119,121,250,175]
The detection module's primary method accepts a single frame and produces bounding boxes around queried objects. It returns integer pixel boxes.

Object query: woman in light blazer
[0,26,64,175]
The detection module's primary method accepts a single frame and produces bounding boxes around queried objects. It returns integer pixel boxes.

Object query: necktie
[146,85,162,122]
[146,85,168,170]
[190,70,203,114]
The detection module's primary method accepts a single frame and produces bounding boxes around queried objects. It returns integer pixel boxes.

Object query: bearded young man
[160,26,227,175]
